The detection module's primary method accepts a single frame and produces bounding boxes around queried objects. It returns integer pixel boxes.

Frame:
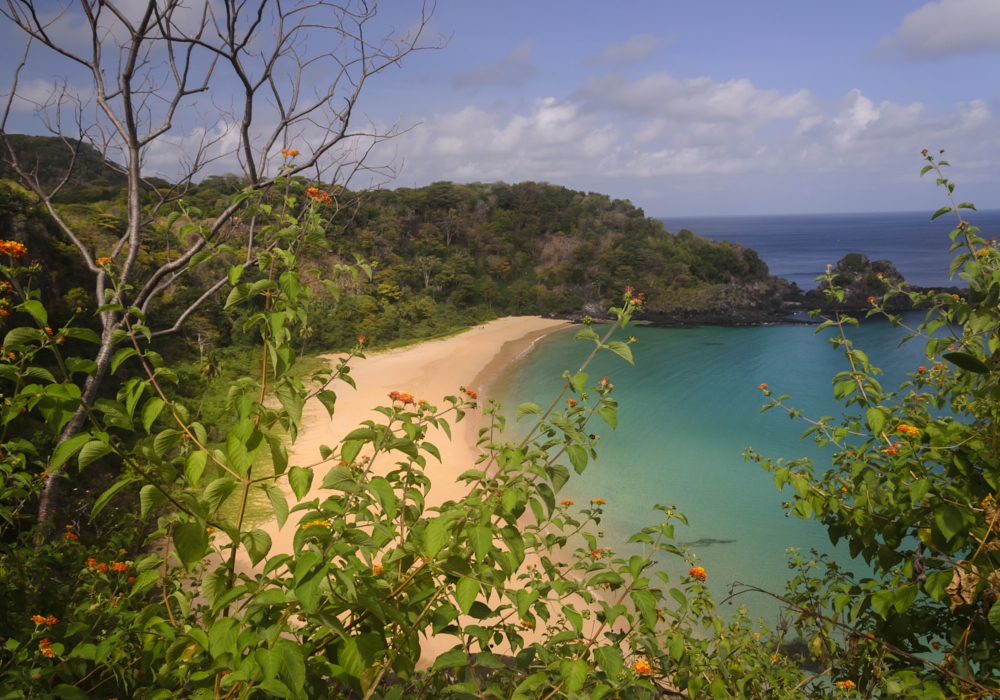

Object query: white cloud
[875,0,1000,60]
[391,71,1000,189]
[582,34,671,67]
[453,40,538,88]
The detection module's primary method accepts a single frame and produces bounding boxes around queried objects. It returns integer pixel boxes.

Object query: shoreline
[246,316,572,569]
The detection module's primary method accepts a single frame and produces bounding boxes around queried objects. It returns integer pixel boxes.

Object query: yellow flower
[591,498,605,506]
[835,680,856,690]
[633,659,652,675]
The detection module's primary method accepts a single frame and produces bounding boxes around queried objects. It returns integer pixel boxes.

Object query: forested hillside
[0,136,795,359]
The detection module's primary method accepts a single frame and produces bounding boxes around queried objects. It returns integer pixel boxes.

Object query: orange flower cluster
[357,335,367,345]
[465,389,478,400]
[598,376,611,389]
[917,366,927,374]
[565,399,577,408]
[95,256,114,267]
[518,619,534,630]
[758,383,768,390]
[591,498,605,506]
[867,296,877,305]
[39,638,55,658]
[304,187,332,204]
[112,561,129,572]
[896,425,920,437]
[590,549,604,559]
[281,148,300,157]
[372,564,383,576]
[63,531,78,542]
[633,659,652,675]
[301,520,329,530]
[31,615,58,626]
[0,240,27,258]
[388,390,416,405]
[560,499,574,507]
[977,248,991,258]
[835,680,856,690]
[882,443,901,456]
[688,566,707,582]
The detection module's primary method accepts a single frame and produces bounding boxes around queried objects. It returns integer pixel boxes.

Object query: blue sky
[4,0,1000,215]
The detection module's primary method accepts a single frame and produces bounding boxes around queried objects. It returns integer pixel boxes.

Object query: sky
[3,0,1000,216]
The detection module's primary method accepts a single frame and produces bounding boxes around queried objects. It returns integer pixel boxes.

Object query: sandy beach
[249,316,572,566]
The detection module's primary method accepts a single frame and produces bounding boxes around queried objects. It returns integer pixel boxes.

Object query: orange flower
[96,562,108,573]
[882,443,901,456]
[357,335,367,345]
[63,532,78,542]
[867,296,877,305]
[31,615,57,626]
[86,557,98,569]
[951,294,960,300]
[518,619,534,630]
[757,383,768,390]
[917,366,927,374]
[590,549,605,559]
[560,499,574,507]
[565,399,577,408]
[304,187,332,204]
[0,240,27,258]
[39,639,56,658]
[281,148,300,157]
[95,257,114,267]
[688,566,707,582]
[633,659,652,675]
[835,680,856,690]
[921,149,929,156]
[44,327,53,336]
[896,425,920,437]
[591,498,605,506]
[126,576,136,583]
[466,389,478,400]
[111,562,128,572]
[976,248,990,258]
[372,564,383,575]
[933,363,942,370]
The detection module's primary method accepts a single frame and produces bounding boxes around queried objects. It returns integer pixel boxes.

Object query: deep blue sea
[488,209,992,619]
[659,210,1000,289]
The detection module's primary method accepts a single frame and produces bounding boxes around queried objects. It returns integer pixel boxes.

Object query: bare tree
[0,0,441,531]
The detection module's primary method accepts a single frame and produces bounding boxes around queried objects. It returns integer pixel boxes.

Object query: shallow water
[489,314,930,619]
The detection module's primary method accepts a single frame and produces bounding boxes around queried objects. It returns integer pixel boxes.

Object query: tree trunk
[36,323,115,541]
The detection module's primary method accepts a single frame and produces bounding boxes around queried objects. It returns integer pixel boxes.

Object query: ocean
[659,210,1000,289]
[488,209,978,618]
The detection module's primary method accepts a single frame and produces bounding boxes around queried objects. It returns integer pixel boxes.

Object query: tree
[0,0,440,529]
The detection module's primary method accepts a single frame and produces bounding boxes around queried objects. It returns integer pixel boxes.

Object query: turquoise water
[489,315,930,617]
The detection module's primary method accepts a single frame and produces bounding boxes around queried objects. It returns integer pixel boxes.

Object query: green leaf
[185,450,208,487]
[288,466,313,500]
[593,646,623,678]
[560,659,587,693]
[153,429,182,457]
[142,397,165,433]
[598,406,617,429]
[321,465,355,491]
[989,600,1000,633]
[866,407,886,435]
[456,576,479,614]
[424,516,454,558]
[931,205,953,221]
[605,341,633,365]
[431,649,469,671]
[78,440,113,468]
[139,484,166,518]
[574,327,600,342]
[944,351,991,374]
[173,521,209,571]
[871,589,894,620]
[515,402,541,421]
[631,589,658,628]
[261,483,289,529]
[571,372,588,394]
[204,477,236,514]
[111,347,137,374]
[934,504,963,541]
[51,434,90,470]
[91,476,140,519]
[566,444,588,474]
[4,326,43,346]
[242,529,272,567]
[469,525,493,561]
[367,476,397,520]
[208,617,238,658]
[19,299,47,325]
[52,684,89,700]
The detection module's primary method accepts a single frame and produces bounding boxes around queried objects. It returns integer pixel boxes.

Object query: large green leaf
[430,649,469,672]
[141,397,165,433]
[560,659,587,693]
[455,576,479,614]
[51,434,90,470]
[604,341,634,365]
[19,299,47,325]
[260,483,289,529]
[78,440,113,469]
[91,476,140,519]
[934,504,964,541]
[943,352,991,374]
[139,484,166,518]
[242,529,272,567]
[173,521,209,571]
[288,466,313,500]
[593,646,623,677]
